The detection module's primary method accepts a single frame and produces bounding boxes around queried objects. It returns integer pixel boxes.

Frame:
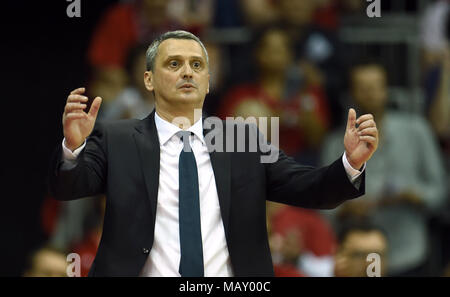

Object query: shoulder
[95,117,142,136]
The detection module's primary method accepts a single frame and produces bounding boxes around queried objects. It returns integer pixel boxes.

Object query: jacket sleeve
[258,126,365,209]
[48,122,108,201]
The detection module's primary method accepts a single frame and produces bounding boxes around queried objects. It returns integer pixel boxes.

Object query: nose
[181,62,193,79]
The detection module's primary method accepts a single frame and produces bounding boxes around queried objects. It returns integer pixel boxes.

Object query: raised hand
[344,108,379,170]
[62,87,102,151]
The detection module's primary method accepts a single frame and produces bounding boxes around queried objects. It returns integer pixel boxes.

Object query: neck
[155,101,203,129]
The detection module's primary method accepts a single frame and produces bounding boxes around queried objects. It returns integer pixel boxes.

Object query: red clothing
[88,4,138,68]
[274,264,306,277]
[271,206,336,257]
[88,3,181,68]
[40,195,61,236]
[218,83,330,156]
[313,1,339,30]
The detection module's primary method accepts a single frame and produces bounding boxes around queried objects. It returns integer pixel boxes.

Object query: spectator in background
[100,44,155,120]
[420,0,449,73]
[87,0,182,104]
[48,196,102,252]
[424,9,450,177]
[167,0,214,33]
[313,0,339,31]
[201,41,228,116]
[427,41,450,170]
[239,0,279,28]
[277,0,346,128]
[334,219,388,277]
[266,202,305,277]
[23,246,68,277]
[321,60,447,276]
[267,201,337,277]
[239,0,340,32]
[338,0,366,16]
[88,0,181,69]
[70,196,106,277]
[218,27,330,165]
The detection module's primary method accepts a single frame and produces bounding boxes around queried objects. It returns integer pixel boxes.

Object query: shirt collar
[154,111,205,146]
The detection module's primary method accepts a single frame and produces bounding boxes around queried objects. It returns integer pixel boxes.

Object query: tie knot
[177,131,193,152]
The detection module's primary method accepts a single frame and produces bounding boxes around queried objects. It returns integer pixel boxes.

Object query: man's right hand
[63,87,102,151]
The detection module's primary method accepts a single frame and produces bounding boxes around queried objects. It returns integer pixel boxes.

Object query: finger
[70,87,86,95]
[71,109,85,114]
[65,113,88,120]
[356,114,374,125]
[358,127,378,137]
[357,119,376,130]
[67,94,88,103]
[346,108,357,130]
[88,97,102,118]
[359,135,377,144]
[65,103,87,113]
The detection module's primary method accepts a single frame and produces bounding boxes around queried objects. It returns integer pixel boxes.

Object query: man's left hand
[344,108,379,169]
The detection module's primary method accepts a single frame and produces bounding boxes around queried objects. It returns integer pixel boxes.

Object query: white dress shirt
[139,112,232,276]
[61,112,364,277]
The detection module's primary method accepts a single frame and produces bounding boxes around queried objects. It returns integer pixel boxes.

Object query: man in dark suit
[49,30,379,277]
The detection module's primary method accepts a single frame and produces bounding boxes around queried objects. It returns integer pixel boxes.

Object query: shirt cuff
[342,152,365,183]
[62,138,86,161]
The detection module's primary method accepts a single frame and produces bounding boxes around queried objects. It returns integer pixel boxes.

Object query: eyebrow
[165,55,205,61]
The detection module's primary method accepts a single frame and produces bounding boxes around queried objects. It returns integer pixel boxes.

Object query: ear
[206,73,210,94]
[144,71,154,92]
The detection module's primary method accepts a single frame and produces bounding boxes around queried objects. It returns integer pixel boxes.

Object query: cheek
[155,73,177,91]
[198,75,210,91]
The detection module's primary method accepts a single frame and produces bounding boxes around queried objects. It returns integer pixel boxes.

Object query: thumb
[88,97,102,119]
[346,108,356,130]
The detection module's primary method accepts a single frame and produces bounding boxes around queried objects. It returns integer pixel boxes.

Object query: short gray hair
[146,30,209,71]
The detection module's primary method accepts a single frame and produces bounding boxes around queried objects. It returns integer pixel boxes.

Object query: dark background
[1,0,119,276]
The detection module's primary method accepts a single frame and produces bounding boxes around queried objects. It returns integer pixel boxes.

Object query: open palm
[62,87,102,151]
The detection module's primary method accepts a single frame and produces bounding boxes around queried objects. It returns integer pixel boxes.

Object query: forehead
[353,66,386,81]
[157,38,206,61]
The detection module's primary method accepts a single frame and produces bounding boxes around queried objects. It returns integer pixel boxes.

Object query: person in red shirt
[268,201,336,277]
[88,0,180,69]
[87,0,182,107]
[218,27,330,163]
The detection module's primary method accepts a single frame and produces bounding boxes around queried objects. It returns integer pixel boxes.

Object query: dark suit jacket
[49,111,365,277]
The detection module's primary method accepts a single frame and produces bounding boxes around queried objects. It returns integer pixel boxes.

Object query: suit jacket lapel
[132,112,231,242]
[203,117,231,239]
[133,111,160,227]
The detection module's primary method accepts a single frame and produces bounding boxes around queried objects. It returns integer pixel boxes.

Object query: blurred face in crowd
[145,38,210,110]
[335,230,387,277]
[256,29,293,75]
[24,249,67,277]
[351,65,388,115]
[278,0,316,27]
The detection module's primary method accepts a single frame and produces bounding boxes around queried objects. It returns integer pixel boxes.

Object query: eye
[169,60,179,68]
[192,61,202,69]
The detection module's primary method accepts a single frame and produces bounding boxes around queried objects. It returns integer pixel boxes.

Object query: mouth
[179,83,196,90]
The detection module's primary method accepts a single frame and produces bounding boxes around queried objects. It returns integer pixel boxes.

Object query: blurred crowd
[28,0,450,277]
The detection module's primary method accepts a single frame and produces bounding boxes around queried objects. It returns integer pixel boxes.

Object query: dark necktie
[177,131,204,277]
